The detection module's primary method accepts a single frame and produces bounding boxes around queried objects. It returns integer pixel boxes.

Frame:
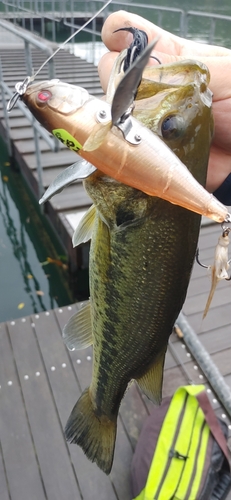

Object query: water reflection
[0,176,47,314]
[0,141,74,322]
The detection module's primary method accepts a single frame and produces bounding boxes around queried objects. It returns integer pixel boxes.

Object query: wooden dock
[0,26,103,271]
[1,292,231,500]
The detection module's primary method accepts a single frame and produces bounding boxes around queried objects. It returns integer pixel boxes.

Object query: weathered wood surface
[1,277,231,499]
[0,305,168,500]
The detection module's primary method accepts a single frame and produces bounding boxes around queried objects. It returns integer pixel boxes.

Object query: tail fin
[65,388,117,474]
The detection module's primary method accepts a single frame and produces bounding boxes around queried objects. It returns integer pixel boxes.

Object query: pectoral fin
[72,205,96,247]
[136,347,167,404]
[83,122,111,152]
[63,301,93,351]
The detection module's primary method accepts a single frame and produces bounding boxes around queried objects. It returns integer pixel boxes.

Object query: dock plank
[54,305,135,500]
[6,317,82,500]
[0,443,10,500]
[48,184,91,212]
[1,301,231,499]
[184,301,231,333]
[0,322,47,500]
[183,283,230,315]
[32,306,118,500]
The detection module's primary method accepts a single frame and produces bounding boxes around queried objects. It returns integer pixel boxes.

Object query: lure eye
[161,115,184,140]
[37,90,52,102]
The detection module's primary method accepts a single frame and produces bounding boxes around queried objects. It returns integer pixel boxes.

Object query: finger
[198,57,231,98]
[206,145,231,192]
[101,10,231,58]
[101,10,179,54]
[98,51,117,93]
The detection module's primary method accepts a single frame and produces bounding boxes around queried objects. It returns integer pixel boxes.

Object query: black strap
[196,391,230,468]
[213,173,231,205]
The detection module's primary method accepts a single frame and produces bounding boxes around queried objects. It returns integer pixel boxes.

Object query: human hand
[98,11,231,194]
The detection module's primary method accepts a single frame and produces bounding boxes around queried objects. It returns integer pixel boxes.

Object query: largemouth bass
[21,51,215,473]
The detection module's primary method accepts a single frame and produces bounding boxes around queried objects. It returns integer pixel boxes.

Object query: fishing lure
[7,0,113,111]
[6,2,231,226]
[196,226,231,318]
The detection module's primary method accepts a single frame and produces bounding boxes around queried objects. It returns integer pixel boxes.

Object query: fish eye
[37,90,52,102]
[161,114,184,140]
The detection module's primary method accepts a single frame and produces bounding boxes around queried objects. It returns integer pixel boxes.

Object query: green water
[13,0,231,48]
[0,138,75,323]
[35,0,231,50]
[129,0,231,14]
[112,0,231,47]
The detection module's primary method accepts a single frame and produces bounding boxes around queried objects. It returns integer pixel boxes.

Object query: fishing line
[7,0,112,110]
[169,337,195,385]
[33,0,112,80]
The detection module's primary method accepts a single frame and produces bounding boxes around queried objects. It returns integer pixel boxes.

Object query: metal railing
[0,19,58,200]
[1,0,231,47]
[61,0,186,53]
[0,1,186,40]
[185,10,231,44]
[1,0,62,39]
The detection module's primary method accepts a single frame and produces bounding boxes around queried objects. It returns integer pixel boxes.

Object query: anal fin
[136,347,167,405]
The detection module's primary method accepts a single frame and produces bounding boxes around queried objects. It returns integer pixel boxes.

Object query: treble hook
[221,220,231,236]
[196,222,231,276]
[197,226,231,318]
[195,248,209,269]
[196,246,231,280]
[221,225,231,279]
